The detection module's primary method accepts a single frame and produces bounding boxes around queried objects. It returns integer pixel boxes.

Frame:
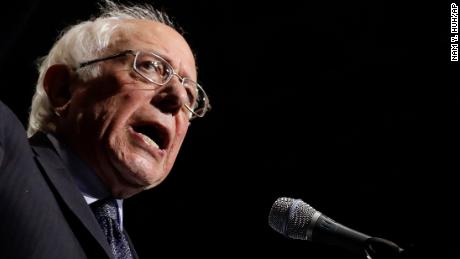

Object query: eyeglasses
[78,50,210,120]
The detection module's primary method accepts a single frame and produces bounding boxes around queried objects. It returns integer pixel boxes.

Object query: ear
[43,64,73,108]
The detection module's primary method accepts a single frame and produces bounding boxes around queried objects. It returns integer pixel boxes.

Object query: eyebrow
[162,54,196,79]
[138,48,197,79]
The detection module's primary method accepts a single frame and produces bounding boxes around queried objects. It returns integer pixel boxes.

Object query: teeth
[139,133,160,149]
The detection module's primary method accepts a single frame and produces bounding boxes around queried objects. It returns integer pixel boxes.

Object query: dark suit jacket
[0,101,138,259]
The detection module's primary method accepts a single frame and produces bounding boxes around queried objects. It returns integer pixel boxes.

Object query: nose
[151,76,188,116]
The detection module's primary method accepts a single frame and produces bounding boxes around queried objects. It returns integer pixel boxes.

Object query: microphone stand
[364,237,405,259]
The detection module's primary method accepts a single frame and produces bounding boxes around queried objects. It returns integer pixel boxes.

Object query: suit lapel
[30,133,114,259]
[124,230,140,259]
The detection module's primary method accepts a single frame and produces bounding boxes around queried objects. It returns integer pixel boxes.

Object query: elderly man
[0,1,209,258]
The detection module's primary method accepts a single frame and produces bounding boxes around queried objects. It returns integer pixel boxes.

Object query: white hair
[27,0,177,136]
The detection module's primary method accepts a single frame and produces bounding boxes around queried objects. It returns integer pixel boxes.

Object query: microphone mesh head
[268,197,317,240]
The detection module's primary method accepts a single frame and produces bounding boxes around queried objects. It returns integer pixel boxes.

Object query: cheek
[96,92,144,135]
[165,123,189,171]
[174,122,189,151]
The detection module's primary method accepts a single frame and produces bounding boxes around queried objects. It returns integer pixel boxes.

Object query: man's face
[58,20,196,198]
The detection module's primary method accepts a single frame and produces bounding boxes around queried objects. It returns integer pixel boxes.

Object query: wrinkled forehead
[109,19,197,79]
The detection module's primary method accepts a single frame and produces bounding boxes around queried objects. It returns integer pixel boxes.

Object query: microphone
[268,197,403,257]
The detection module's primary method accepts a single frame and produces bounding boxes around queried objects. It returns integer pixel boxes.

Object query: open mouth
[131,124,168,150]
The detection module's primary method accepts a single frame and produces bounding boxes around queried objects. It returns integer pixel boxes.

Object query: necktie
[90,198,133,259]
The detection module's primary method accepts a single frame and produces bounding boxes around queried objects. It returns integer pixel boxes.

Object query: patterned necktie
[90,198,133,259]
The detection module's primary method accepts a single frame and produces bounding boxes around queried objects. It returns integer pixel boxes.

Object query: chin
[103,126,174,198]
[106,151,169,197]
[112,172,167,198]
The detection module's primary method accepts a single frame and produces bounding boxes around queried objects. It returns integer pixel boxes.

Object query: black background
[2,1,459,258]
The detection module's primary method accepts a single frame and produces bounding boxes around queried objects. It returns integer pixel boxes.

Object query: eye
[187,89,198,109]
[138,60,167,75]
[183,80,198,109]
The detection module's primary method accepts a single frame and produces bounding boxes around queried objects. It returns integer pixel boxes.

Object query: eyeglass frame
[78,49,210,120]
